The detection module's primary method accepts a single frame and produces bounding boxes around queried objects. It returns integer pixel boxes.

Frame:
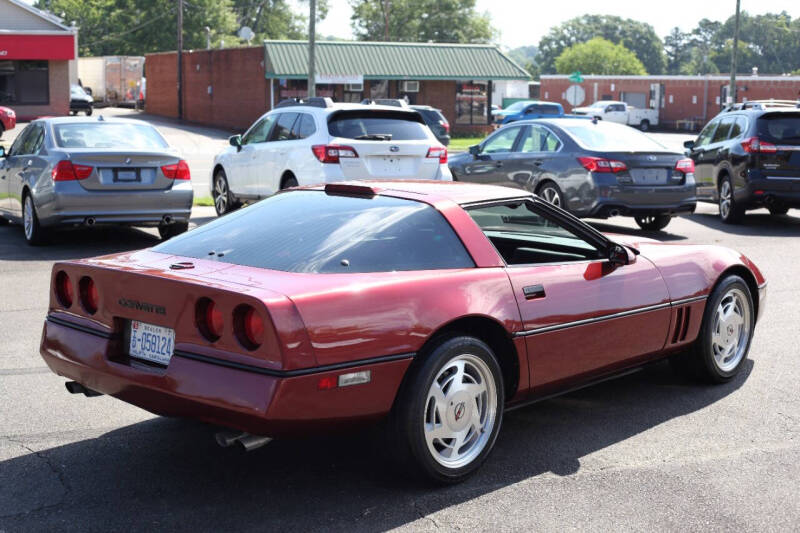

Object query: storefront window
[0,61,49,105]
[456,81,489,125]
[369,80,388,100]
[277,80,334,100]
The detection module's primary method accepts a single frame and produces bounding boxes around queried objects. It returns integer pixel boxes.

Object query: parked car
[70,84,93,116]
[449,118,696,231]
[211,98,451,216]
[685,105,800,223]
[410,104,450,146]
[572,100,658,131]
[0,117,193,245]
[493,100,586,125]
[40,180,765,483]
[0,105,16,139]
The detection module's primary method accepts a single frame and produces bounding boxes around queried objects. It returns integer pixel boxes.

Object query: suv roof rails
[722,99,800,112]
[275,97,334,109]
[360,98,409,108]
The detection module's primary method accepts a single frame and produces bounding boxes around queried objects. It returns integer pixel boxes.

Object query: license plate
[630,168,667,185]
[116,169,138,182]
[128,320,174,365]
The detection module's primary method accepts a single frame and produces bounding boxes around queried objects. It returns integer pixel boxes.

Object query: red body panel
[1,106,15,132]
[39,180,767,436]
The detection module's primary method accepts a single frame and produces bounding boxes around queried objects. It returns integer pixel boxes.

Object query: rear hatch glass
[328,110,429,141]
[756,112,800,174]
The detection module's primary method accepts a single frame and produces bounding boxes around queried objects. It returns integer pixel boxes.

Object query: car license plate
[630,168,667,185]
[128,320,174,365]
[116,169,138,182]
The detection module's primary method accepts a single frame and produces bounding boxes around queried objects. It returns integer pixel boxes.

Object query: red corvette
[40,180,766,483]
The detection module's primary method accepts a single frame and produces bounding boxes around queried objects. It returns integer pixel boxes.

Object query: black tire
[768,205,789,216]
[0,123,4,139]
[718,176,745,224]
[212,169,240,216]
[86,107,93,116]
[158,221,189,240]
[0,215,9,225]
[640,120,650,132]
[670,275,755,384]
[22,192,47,246]
[391,335,504,484]
[537,182,564,209]
[634,214,671,231]
[281,175,298,190]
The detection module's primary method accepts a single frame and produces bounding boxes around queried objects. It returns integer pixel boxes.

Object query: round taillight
[196,298,223,341]
[234,305,263,350]
[55,271,73,308]
[79,277,99,314]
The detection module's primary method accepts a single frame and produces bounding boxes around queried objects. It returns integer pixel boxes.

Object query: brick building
[145,41,529,134]
[541,74,800,130]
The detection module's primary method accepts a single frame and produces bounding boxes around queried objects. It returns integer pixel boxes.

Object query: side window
[8,124,33,156]
[467,201,602,265]
[242,116,275,145]
[542,105,561,115]
[291,114,316,140]
[730,116,747,139]
[613,104,626,112]
[695,119,719,148]
[481,126,521,154]
[20,124,44,155]
[270,112,299,141]
[519,125,562,153]
[711,117,734,143]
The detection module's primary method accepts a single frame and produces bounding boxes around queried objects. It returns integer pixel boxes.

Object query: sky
[309,0,800,49]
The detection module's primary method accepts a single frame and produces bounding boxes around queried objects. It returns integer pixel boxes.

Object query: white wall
[492,80,529,105]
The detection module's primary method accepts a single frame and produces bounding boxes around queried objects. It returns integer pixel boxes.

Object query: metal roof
[263,40,530,81]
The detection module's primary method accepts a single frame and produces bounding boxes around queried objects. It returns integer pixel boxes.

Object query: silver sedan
[0,117,193,245]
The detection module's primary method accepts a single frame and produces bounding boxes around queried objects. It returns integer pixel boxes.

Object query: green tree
[350,0,495,43]
[716,11,799,74]
[554,37,646,76]
[230,0,329,42]
[538,15,665,74]
[664,27,692,75]
[507,45,539,78]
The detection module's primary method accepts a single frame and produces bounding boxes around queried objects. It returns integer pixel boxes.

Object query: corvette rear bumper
[40,317,412,437]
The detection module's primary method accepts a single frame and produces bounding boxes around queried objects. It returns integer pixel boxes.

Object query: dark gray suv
[449,118,696,231]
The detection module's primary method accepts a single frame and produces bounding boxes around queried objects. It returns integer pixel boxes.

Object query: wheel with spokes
[671,275,754,383]
[22,192,47,246]
[537,182,563,208]
[718,176,744,224]
[212,169,240,216]
[392,335,504,484]
[634,214,671,231]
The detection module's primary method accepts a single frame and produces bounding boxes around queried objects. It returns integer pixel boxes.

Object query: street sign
[568,71,584,83]
[565,84,585,106]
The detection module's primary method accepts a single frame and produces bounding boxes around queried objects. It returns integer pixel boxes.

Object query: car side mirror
[608,243,636,266]
[229,134,242,151]
[683,140,695,150]
[468,144,481,157]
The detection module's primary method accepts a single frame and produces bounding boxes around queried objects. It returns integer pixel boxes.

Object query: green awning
[264,40,530,81]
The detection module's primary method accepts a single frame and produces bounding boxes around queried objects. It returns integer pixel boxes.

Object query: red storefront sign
[0,33,75,60]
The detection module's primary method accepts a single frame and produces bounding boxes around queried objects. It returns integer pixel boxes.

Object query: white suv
[210,98,451,215]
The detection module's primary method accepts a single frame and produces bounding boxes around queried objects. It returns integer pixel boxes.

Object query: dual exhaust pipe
[84,215,174,226]
[215,431,272,452]
[65,381,103,397]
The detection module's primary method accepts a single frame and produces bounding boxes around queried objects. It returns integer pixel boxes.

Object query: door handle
[495,162,503,168]
[522,284,546,300]
[532,159,543,166]
[26,160,33,167]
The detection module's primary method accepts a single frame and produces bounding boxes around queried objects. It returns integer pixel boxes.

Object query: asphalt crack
[1,437,70,518]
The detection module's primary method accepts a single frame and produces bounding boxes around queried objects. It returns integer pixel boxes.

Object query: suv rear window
[328,110,429,141]
[153,191,474,273]
[757,113,800,143]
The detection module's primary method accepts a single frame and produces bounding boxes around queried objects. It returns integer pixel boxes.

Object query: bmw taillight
[578,156,628,173]
[234,304,264,350]
[440,120,450,133]
[161,160,191,179]
[741,137,777,154]
[196,298,223,341]
[55,271,73,307]
[312,144,359,164]
[427,146,447,164]
[78,276,99,314]
[674,158,695,173]
[52,160,93,181]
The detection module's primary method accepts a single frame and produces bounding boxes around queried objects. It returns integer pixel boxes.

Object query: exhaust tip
[162,215,173,225]
[215,431,242,448]
[65,381,102,397]
[609,209,620,218]
[85,217,96,226]
[214,431,272,451]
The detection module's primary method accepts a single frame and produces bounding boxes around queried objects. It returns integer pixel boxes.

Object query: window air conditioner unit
[400,80,419,93]
[345,83,363,92]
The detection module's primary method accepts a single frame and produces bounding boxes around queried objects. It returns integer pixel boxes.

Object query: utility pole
[177,0,183,119]
[307,0,316,98]
[729,0,740,105]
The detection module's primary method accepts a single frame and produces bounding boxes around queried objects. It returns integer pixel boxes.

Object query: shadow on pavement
[587,220,688,242]
[685,211,800,237]
[0,359,752,531]
[0,224,159,261]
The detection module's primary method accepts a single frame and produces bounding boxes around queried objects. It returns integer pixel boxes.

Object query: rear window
[533,105,561,115]
[328,110,429,141]
[559,121,671,152]
[757,113,800,143]
[153,191,474,273]
[53,123,168,149]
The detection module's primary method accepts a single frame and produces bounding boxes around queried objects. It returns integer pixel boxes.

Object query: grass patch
[193,196,214,207]
[449,137,483,153]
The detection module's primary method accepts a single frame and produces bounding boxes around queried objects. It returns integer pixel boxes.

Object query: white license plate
[631,168,667,185]
[128,320,175,365]
[117,170,137,181]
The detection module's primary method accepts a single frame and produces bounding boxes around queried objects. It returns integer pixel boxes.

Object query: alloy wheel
[214,175,228,214]
[23,196,34,240]
[541,186,561,207]
[719,180,732,220]
[710,287,751,372]
[423,354,498,469]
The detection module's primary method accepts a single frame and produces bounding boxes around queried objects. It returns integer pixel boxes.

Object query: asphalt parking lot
[1,120,799,531]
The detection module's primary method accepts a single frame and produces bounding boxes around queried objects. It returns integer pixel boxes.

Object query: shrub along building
[145,41,530,134]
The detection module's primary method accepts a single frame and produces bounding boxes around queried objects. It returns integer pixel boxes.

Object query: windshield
[70,85,88,97]
[153,191,474,273]
[328,110,429,141]
[560,121,671,152]
[53,123,169,149]
[502,101,529,113]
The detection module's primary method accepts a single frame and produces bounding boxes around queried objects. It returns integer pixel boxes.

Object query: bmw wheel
[213,169,240,216]
[392,336,504,484]
[538,182,563,208]
[22,193,47,246]
[634,214,671,231]
[719,177,744,224]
